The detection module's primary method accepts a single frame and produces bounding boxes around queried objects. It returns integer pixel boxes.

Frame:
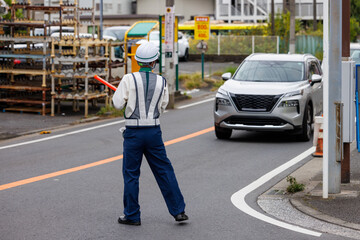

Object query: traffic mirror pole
[164,0,175,109]
[341,0,351,184]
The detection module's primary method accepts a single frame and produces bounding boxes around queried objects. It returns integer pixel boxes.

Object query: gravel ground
[258,197,360,239]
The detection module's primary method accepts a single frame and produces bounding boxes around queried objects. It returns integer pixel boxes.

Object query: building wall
[137,0,215,22]
[93,0,132,15]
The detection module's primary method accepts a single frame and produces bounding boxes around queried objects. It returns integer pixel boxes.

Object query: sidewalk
[259,142,360,239]
[0,102,102,140]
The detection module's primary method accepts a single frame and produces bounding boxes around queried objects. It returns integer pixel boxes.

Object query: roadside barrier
[313,116,323,157]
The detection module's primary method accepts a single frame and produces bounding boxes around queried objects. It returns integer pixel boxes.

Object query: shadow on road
[226,130,312,143]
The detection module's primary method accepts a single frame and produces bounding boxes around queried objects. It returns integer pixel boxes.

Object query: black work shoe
[174,212,189,222]
[118,216,141,226]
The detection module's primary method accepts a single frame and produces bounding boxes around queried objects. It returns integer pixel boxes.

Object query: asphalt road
[0,100,350,240]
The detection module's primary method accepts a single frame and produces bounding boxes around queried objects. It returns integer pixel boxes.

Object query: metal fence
[189,35,280,55]
[189,35,323,59]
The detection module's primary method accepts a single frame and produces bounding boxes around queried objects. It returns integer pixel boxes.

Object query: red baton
[94,75,117,91]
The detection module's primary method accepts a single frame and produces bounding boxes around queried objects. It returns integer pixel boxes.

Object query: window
[117,4,122,14]
[96,3,99,11]
[308,61,320,79]
[103,3,112,12]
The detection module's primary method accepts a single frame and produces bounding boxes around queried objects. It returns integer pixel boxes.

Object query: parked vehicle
[32,27,74,36]
[137,30,189,61]
[350,42,360,64]
[214,53,323,141]
[103,26,130,42]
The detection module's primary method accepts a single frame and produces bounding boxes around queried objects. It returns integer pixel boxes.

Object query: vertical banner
[165,6,175,57]
[161,16,178,43]
[194,16,210,40]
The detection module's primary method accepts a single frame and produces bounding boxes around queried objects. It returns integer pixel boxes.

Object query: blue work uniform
[113,67,186,222]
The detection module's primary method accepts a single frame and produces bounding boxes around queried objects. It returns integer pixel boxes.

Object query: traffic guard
[113,41,188,226]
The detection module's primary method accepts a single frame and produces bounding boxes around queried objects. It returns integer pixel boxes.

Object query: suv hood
[220,79,308,95]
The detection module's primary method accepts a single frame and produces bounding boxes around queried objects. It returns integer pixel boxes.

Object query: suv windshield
[233,60,305,82]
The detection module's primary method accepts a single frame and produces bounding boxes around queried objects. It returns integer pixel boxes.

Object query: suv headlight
[215,97,231,111]
[278,100,300,113]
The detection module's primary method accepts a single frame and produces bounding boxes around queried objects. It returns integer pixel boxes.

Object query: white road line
[176,98,214,109]
[0,97,212,150]
[0,120,125,151]
[231,146,322,237]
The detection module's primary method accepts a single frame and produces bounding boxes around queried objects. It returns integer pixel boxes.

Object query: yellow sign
[194,16,210,40]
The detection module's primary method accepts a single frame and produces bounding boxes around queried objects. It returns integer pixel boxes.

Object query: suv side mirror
[222,72,232,81]
[310,74,322,85]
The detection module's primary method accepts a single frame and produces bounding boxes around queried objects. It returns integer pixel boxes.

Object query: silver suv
[214,53,323,141]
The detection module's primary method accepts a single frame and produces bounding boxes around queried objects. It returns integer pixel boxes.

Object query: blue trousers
[122,126,186,221]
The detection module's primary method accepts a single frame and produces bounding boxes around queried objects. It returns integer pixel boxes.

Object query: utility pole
[164,0,175,108]
[341,0,351,183]
[323,0,342,197]
[313,0,317,31]
[271,0,275,35]
[283,0,289,13]
[289,0,295,53]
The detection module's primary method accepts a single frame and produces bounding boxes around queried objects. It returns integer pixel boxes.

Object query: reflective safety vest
[124,71,166,127]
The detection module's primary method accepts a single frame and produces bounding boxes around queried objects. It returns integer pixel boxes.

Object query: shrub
[286,176,305,193]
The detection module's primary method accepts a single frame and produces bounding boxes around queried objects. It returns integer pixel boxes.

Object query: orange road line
[0,126,214,191]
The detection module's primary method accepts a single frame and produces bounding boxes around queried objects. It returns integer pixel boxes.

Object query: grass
[96,105,124,118]
[179,72,208,90]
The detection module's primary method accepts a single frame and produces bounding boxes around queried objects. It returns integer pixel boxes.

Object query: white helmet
[135,41,159,63]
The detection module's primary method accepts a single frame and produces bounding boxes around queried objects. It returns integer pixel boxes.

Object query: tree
[271,0,275,35]
[351,0,360,23]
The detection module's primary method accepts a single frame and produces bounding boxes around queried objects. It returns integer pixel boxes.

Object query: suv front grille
[224,116,287,126]
[230,94,282,112]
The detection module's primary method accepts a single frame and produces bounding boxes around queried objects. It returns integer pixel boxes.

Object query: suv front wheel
[298,104,313,141]
[215,125,232,139]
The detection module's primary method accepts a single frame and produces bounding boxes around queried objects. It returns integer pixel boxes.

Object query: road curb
[257,143,360,236]
[290,198,360,231]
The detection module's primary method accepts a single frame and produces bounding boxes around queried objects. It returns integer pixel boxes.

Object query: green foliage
[265,12,302,37]
[2,0,24,20]
[179,73,208,90]
[96,105,124,117]
[350,17,360,42]
[351,0,360,24]
[286,176,305,193]
[350,0,360,42]
[224,66,237,75]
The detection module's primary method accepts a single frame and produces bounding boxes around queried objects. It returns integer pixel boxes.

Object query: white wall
[137,0,215,22]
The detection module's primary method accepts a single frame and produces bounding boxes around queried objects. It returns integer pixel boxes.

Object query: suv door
[307,59,323,116]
